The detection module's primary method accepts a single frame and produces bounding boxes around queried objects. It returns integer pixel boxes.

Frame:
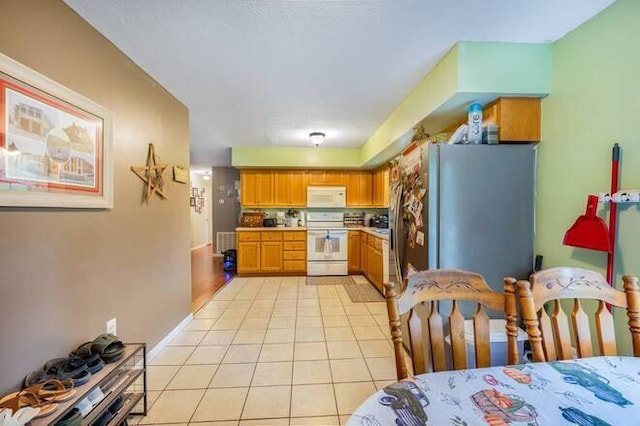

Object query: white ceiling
[64,0,614,166]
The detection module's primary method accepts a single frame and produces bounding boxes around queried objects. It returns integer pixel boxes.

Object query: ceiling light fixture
[202,171,211,181]
[309,132,325,147]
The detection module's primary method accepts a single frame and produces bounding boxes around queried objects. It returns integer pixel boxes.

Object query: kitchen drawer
[283,231,306,241]
[283,260,306,272]
[373,237,382,250]
[283,250,306,260]
[261,232,283,241]
[284,241,306,251]
[238,232,260,242]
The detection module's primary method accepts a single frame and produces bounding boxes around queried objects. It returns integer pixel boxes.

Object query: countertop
[235,226,388,240]
[351,226,390,240]
[236,227,308,231]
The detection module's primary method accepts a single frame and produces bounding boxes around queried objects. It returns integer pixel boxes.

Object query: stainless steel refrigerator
[388,143,536,298]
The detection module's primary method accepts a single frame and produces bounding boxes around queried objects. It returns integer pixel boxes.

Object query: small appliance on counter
[374,215,389,229]
[363,213,374,227]
[263,218,277,227]
[276,211,286,228]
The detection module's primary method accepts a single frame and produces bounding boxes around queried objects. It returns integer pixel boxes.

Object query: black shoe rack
[30,343,147,426]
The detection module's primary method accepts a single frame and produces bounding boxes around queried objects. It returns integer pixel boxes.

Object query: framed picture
[189,196,196,207]
[0,53,113,208]
[191,187,198,197]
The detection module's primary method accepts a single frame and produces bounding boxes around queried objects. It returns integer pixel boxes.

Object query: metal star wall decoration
[131,143,169,202]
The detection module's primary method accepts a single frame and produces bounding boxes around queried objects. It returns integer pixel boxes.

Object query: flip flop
[0,392,57,419]
[2,379,75,403]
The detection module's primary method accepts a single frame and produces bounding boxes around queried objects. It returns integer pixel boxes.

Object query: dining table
[347,356,640,426]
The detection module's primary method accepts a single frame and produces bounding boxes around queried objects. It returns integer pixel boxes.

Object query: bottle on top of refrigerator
[467,103,483,144]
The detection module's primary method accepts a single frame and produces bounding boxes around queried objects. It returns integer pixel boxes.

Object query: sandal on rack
[12,406,40,426]
[44,358,92,387]
[2,379,75,403]
[52,408,82,426]
[0,392,57,419]
[70,342,105,374]
[0,406,41,426]
[91,334,125,364]
[23,369,51,388]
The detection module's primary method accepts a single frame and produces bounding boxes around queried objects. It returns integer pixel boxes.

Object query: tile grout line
[186,285,243,425]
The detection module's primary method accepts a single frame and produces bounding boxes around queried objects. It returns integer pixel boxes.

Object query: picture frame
[0,53,113,208]
[189,197,196,207]
[191,187,199,197]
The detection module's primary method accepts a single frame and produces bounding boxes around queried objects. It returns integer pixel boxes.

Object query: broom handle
[607,143,620,286]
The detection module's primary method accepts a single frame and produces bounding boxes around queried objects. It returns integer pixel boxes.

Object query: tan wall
[0,1,191,392]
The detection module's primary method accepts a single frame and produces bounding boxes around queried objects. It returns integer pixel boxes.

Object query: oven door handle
[308,230,347,237]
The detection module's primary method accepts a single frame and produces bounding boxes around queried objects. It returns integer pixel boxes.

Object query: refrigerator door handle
[391,182,404,288]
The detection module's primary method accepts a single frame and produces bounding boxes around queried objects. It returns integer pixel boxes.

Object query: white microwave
[307,186,346,208]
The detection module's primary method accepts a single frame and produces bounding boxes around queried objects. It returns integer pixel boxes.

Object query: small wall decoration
[173,165,188,184]
[0,53,113,208]
[131,143,168,203]
[190,186,205,214]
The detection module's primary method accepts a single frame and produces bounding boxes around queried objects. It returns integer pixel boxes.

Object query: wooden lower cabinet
[238,231,306,275]
[360,234,368,276]
[237,241,261,273]
[348,231,361,273]
[261,241,283,272]
[370,247,383,292]
[357,232,385,293]
[282,231,306,273]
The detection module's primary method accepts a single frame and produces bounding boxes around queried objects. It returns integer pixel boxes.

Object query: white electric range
[306,212,348,276]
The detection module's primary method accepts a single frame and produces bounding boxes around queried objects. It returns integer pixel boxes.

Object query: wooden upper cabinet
[307,171,346,186]
[241,170,275,206]
[483,97,541,142]
[346,171,373,207]
[274,170,307,207]
[372,167,389,207]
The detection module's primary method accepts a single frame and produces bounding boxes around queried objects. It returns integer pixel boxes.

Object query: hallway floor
[191,245,234,312]
[135,275,401,425]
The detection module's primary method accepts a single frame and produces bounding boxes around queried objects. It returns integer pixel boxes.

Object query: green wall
[538,0,640,354]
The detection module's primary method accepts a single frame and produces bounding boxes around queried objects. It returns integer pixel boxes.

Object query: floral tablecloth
[347,356,640,426]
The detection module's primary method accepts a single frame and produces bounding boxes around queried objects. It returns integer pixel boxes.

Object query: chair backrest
[384,269,519,380]
[517,267,640,362]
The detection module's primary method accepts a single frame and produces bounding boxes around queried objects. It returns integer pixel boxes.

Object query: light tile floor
[134,275,404,425]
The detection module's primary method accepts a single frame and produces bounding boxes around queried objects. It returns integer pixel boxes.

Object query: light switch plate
[106,318,117,335]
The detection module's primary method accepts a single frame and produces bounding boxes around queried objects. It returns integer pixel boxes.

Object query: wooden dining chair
[517,267,640,362]
[384,269,520,380]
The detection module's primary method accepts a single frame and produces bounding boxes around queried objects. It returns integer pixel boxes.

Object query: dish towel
[323,233,333,255]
